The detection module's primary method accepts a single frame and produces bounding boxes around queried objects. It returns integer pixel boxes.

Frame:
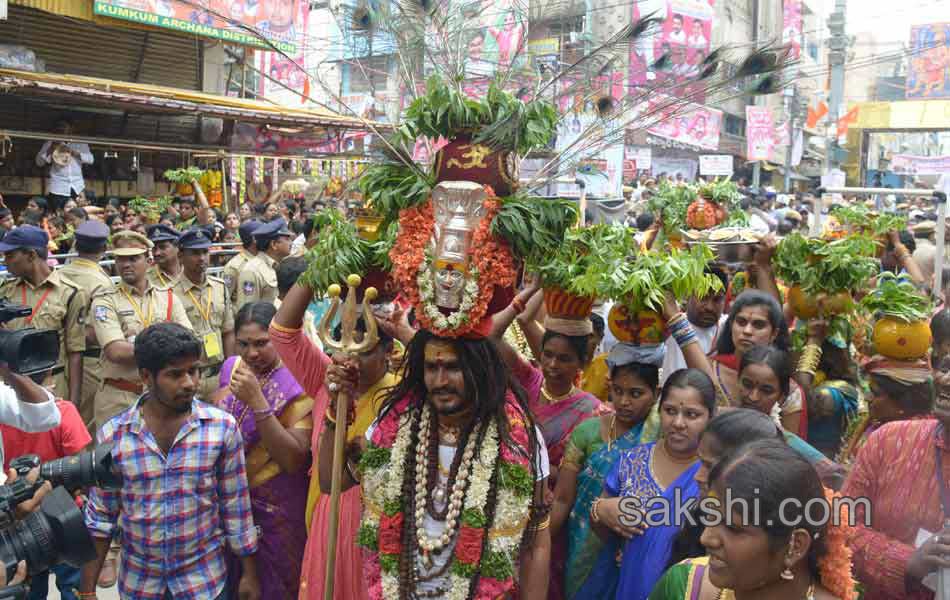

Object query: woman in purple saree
[217,302,313,599]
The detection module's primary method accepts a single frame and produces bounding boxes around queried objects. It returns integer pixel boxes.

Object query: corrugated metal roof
[0,68,384,131]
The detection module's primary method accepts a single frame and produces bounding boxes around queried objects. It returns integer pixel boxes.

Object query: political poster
[629,0,715,101]
[746,106,774,161]
[783,0,802,60]
[256,2,311,104]
[94,0,304,52]
[906,23,950,99]
[645,96,722,151]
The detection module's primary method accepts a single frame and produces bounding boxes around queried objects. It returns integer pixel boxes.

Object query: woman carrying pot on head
[651,439,857,600]
[550,345,664,599]
[492,285,608,600]
[574,368,717,600]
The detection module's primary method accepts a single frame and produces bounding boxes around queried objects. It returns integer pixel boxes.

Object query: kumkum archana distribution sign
[93,0,304,54]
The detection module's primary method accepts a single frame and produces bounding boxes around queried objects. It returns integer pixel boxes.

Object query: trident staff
[318,274,379,600]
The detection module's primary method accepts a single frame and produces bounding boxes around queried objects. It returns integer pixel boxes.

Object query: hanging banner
[624,146,653,178]
[651,157,698,181]
[257,2,311,105]
[699,155,734,176]
[891,154,950,175]
[746,106,775,161]
[645,96,722,151]
[907,23,950,99]
[783,0,802,61]
[630,0,715,101]
[93,0,304,53]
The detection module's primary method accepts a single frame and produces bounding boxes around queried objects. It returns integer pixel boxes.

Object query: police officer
[235,217,293,309]
[90,230,193,429]
[0,225,86,407]
[145,223,183,289]
[59,220,115,433]
[223,219,261,303]
[175,228,235,400]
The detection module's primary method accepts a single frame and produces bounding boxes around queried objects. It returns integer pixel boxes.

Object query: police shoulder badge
[243,281,255,295]
[94,305,109,322]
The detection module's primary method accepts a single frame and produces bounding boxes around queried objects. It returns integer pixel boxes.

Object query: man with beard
[146,224,183,289]
[316,326,552,599]
[660,265,728,386]
[90,230,193,431]
[174,228,235,401]
[80,322,261,600]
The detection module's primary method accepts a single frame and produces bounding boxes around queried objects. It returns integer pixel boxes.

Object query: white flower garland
[363,403,532,600]
[417,253,481,331]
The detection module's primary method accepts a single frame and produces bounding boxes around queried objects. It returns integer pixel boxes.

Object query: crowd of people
[0,169,949,600]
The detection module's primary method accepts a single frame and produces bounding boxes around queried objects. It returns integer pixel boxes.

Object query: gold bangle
[666,312,687,327]
[531,516,551,532]
[590,497,602,523]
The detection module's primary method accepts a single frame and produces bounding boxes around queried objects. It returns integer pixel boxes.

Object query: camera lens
[0,487,95,581]
[39,443,120,492]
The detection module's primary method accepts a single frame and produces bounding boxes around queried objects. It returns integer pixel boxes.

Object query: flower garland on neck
[357,392,536,600]
[389,186,517,338]
[817,487,857,600]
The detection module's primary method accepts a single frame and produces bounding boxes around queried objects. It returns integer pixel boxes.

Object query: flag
[791,128,804,166]
[837,105,859,144]
[806,97,829,129]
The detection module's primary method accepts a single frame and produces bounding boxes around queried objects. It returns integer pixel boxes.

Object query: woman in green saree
[550,344,664,599]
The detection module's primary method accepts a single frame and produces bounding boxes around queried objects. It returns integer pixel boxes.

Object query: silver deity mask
[430,181,486,309]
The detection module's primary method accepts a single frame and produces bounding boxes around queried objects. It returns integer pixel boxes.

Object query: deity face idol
[434,260,466,309]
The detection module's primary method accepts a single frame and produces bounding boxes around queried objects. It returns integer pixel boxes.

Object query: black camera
[0,444,122,584]
[0,300,60,375]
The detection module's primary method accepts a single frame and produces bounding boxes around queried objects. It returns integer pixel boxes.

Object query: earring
[780,567,794,581]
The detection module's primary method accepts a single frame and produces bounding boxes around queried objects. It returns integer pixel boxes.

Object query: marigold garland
[389,186,517,338]
[818,487,857,600]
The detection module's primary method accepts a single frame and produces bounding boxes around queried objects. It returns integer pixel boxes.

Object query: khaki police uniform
[59,256,115,432]
[91,281,193,428]
[146,265,183,289]
[235,252,278,309]
[222,250,254,304]
[174,274,233,400]
[0,270,87,400]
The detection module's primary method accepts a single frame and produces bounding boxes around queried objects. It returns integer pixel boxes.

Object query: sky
[844,0,947,43]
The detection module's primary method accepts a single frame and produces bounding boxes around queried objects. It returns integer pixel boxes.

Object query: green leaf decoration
[128,196,173,218]
[773,232,880,294]
[359,444,391,474]
[300,208,372,293]
[356,523,379,550]
[831,204,906,237]
[491,195,578,269]
[358,163,432,225]
[163,167,205,184]
[496,461,534,498]
[534,224,633,297]
[379,554,400,574]
[481,550,515,580]
[859,271,932,323]
[461,508,488,529]
[598,244,723,313]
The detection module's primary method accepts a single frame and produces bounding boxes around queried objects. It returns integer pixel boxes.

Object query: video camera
[0,300,59,375]
[0,443,121,593]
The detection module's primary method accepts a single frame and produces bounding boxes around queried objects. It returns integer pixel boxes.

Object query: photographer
[0,365,60,479]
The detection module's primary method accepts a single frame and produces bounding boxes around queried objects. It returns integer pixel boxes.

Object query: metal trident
[316,273,379,600]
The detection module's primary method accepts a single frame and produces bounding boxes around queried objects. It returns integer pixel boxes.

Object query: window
[724,113,746,137]
[345,55,390,94]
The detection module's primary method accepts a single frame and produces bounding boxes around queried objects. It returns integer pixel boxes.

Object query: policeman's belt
[104,378,144,395]
[82,348,101,359]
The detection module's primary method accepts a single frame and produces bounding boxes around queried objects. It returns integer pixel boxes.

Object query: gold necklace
[606,414,617,452]
[716,583,815,600]
[541,384,576,403]
[658,437,698,464]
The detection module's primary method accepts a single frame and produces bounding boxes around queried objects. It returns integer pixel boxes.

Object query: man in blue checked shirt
[79,322,260,600]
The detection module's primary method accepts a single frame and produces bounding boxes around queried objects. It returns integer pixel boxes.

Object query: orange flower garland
[389,186,516,338]
[818,487,857,600]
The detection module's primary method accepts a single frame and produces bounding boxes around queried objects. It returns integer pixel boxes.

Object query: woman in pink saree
[492,288,608,600]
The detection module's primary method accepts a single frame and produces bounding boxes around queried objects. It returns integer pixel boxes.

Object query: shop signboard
[746,106,774,161]
[651,157,698,181]
[93,0,305,53]
[906,22,950,99]
[699,154,733,176]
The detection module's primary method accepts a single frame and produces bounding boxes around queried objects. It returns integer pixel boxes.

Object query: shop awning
[0,68,385,132]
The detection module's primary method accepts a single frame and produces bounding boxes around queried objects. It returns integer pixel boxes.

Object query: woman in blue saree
[576,368,718,600]
[550,344,665,599]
